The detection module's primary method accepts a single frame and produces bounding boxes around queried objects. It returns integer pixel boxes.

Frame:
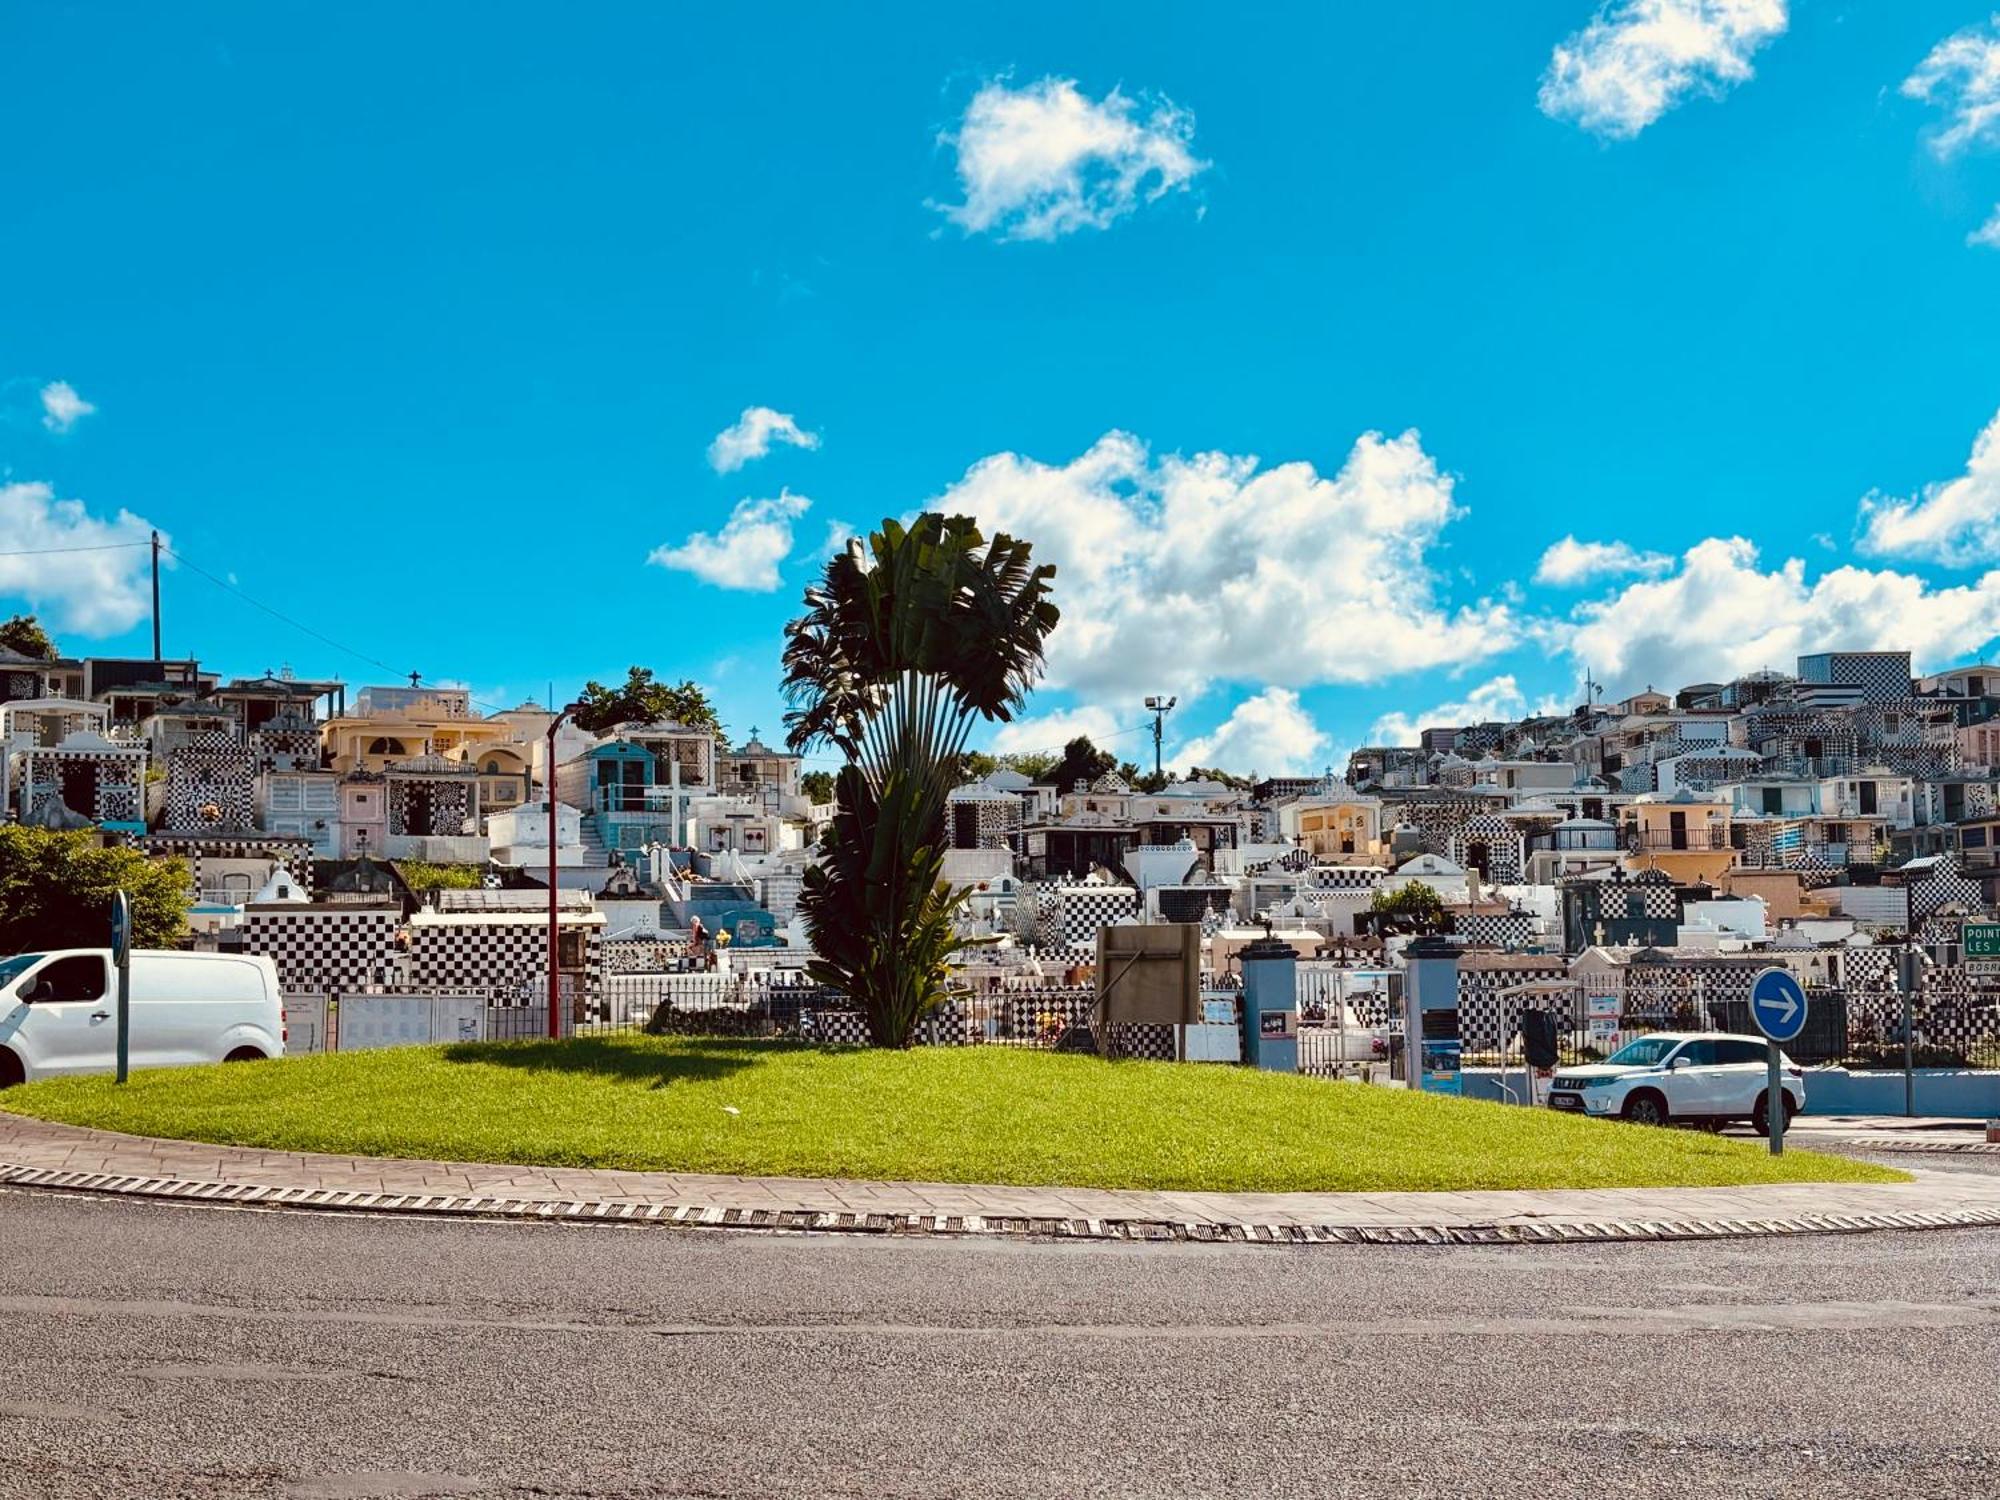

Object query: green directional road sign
[1966,923,2000,959]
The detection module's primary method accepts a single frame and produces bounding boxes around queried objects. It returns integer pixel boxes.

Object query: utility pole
[1143,695,1177,779]
[546,704,582,1042]
[150,531,162,661]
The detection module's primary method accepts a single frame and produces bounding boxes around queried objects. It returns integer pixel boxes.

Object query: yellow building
[1283,779,1387,864]
[321,686,516,776]
[1621,789,1736,885]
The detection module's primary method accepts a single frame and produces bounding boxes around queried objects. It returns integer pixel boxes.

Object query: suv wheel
[1622,1089,1669,1127]
[223,1046,268,1063]
[1752,1091,1798,1138]
[0,1049,22,1089]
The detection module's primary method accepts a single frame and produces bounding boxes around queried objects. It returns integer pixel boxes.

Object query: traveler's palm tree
[782,514,1058,1045]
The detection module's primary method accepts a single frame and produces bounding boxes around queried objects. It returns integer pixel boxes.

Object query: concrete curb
[1811,1137,2000,1157]
[8,1161,2000,1247]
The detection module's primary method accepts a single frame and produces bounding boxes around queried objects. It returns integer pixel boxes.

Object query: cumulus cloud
[1856,407,2000,566]
[934,77,1206,241]
[986,704,1125,759]
[1971,207,2000,249]
[1368,676,1568,747]
[0,480,162,634]
[1549,536,2000,691]
[1534,535,1674,586]
[1538,0,1788,140]
[931,429,1513,702]
[648,491,811,591]
[706,407,820,474]
[1175,688,1329,778]
[38,380,96,434]
[1904,18,2000,159]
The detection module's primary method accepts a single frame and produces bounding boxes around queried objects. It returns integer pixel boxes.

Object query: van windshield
[0,954,46,988]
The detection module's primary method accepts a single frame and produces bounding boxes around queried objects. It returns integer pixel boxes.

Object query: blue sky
[9,3,2000,774]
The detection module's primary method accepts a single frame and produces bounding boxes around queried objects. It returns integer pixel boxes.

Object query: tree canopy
[0,828,190,953]
[0,613,58,662]
[782,513,1058,1046]
[1369,881,1446,934]
[574,668,722,737]
[800,769,836,804]
[1049,736,1117,794]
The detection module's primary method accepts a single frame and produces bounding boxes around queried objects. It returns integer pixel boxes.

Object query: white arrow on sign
[1756,990,1799,1026]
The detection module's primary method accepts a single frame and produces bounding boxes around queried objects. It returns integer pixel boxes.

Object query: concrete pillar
[1239,933,1299,1072]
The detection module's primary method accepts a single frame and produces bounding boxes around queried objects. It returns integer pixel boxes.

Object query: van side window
[33,956,107,1003]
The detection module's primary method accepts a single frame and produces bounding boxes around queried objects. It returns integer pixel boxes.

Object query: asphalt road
[4,1188,1999,1499]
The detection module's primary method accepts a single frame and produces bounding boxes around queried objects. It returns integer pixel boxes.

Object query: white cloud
[931,429,1514,703]
[38,380,96,434]
[1855,407,2000,566]
[1904,19,2000,159]
[935,77,1207,241]
[1368,676,1568,747]
[0,480,162,634]
[986,704,1126,760]
[648,491,811,591]
[1971,206,2000,249]
[1550,536,2000,691]
[706,407,820,474]
[1538,0,1788,140]
[1534,535,1674,586]
[1175,688,1329,778]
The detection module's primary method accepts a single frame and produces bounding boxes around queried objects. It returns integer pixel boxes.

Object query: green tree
[782,514,1058,1046]
[800,769,836,804]
[396,861,485,893]
[1003,750,1058,782]
[1050,736,1117,794]
[0,827,190,952]
[1369,881,1445,934]
[574,668,722,737]
[1187,765,1251,790]
[0,613,57,661]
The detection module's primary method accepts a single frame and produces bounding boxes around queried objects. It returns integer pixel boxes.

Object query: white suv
[1547,1032,1804,1134]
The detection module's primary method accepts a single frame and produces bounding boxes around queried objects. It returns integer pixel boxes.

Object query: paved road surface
[4,1187,1999,1499]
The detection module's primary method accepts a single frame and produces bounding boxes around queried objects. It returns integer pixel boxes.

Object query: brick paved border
[8,1161,2000,1246]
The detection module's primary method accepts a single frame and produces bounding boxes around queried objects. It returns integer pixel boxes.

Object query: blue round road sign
[1749,966,1809,1044]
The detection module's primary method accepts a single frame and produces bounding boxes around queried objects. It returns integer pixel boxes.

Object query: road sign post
[1897,947,1924,1119]
[111,889,132,1085]
[1748,966,1808,1157]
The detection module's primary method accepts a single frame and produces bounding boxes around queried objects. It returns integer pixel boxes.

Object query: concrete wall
[1800,1067,2000,1117]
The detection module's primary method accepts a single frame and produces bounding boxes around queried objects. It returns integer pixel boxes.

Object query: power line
[160,546,572,719]
[160,544,408,681]
[0,541,151,557]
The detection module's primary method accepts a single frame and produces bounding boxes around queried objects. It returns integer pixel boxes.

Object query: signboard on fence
[1965,923,2000,958]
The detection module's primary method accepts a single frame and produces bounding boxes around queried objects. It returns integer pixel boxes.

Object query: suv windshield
[0,954,46,988]
[1606,1037,1682,1067]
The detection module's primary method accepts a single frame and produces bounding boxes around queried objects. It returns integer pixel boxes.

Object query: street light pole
[1143,695,1177,780]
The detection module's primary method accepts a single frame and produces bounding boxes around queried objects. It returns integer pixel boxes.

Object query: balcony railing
[596,785,675,813]
[1625,828,1730,852]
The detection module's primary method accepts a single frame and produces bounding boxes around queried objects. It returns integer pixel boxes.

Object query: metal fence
[280,964,2000,1075]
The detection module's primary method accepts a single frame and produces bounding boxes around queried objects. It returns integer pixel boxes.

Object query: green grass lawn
[1,1037,1903,1193]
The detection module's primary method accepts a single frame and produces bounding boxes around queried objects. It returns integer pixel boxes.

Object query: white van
[0,949,285,1086]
